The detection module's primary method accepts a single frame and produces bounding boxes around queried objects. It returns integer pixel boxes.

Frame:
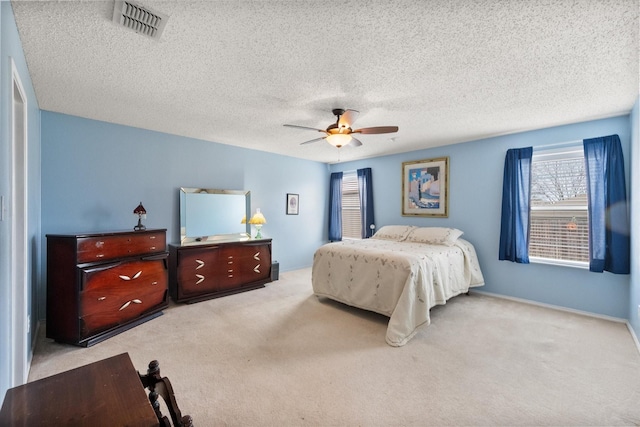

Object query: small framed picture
[286,193,299,215]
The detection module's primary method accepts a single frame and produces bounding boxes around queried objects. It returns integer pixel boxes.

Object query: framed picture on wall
[286,193,299,215]
[401,157,449,217]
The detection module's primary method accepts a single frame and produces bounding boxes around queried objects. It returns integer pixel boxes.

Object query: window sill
[529,256,589,270]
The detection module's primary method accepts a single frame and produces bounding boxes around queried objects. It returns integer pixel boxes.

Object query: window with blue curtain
[499,135,630,274]
[328,168,375,240]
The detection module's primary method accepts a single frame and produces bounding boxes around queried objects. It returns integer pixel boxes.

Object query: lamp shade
[326,133,352,148]
[249,208,266,224]
[133,202,146,217]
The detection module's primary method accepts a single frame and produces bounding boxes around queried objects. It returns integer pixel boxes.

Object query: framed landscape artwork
[402,157,449,217]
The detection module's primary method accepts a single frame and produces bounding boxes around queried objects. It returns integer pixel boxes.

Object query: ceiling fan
[283,108,399,148]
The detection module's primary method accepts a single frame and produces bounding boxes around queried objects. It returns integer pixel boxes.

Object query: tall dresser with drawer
[46,229,169,347]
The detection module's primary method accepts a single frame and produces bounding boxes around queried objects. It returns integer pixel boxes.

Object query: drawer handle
[98,296,106,301]
[96,241,105,247]
[196,274,205,284]
[227,269,233,273]
[254,264,260,273]
[227,261,233,265]
[96,254,105,258]
[150,236,156,239]
[195,259,205,270]
[119,299,142,311]
[151,281,158,285]
[253,252,260,260]
[150,246,156,250]
[228,274,233,278]
[118,271,142,281]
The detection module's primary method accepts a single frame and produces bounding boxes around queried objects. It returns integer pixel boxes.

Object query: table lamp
[248,208,266,239]
[133,202,147,231]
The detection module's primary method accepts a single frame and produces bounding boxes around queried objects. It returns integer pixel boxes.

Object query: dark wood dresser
[169,239,272,303]
[46,229,169,347]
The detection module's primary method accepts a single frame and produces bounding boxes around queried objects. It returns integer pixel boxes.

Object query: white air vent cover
[112,1,168,40]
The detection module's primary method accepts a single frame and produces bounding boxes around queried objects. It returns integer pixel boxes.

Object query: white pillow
[371,225,417,241]
[405,227,464,246]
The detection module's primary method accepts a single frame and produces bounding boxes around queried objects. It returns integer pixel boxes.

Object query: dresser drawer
[232,243,271,281]
[176,246,226,296]
[77,231,166,264]
[79,256,167,337]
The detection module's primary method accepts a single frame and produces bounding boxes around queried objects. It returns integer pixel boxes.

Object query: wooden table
[0,353,159,426]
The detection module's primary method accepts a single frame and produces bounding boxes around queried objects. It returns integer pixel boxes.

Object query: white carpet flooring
[29,268,640,426]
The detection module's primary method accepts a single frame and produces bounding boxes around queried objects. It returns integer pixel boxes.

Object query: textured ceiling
[11,0,640,164]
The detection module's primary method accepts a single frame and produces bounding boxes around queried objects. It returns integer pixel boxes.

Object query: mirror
[179,187,251,245]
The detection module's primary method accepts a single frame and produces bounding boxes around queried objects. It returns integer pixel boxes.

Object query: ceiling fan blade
[353,126,399,135]
[300,136,327,145]
[284,124,327,133]
[349,137,363,147]
[338,109,359,129]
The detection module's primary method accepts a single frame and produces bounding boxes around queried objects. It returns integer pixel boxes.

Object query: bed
[311,225,485,346]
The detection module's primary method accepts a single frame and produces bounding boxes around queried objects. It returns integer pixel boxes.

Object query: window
[529,147,589,267]
[341,171,362,239]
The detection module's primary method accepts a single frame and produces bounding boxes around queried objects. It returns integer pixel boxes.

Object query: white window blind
[341,171,362,239]
[529,148,589,265]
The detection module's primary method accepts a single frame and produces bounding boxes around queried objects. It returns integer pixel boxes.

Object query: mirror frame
[180,187,251,245]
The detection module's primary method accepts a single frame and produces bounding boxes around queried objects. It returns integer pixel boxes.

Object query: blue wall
[40,112,329,316]
[0,0,41,398]
[330,115,632,319]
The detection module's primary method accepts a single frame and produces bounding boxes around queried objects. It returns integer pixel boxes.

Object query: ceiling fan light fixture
[284,108,398,148]
[326,133,352,148]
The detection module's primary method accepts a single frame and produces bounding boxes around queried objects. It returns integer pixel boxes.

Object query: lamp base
[254,225,263,239]
[134,217,146,231]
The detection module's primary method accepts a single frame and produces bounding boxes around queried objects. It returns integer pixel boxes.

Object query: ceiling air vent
[112,0,168,40]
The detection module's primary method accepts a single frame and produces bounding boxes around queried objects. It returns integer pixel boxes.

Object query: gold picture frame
[402,157,449,217]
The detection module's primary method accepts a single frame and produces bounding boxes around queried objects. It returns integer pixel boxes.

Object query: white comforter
[311,238,485,346]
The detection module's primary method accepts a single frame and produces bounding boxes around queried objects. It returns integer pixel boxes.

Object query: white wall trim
[626,322,640,356]
[471,289,626,322]
[470,289,640,356]
[10,56,29,386]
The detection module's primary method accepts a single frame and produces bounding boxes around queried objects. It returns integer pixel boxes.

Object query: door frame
[10,57,29,386]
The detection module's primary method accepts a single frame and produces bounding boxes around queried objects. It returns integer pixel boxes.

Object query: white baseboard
[26,321,40,382]
[626,322,640,356]
[470,289,640,356]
